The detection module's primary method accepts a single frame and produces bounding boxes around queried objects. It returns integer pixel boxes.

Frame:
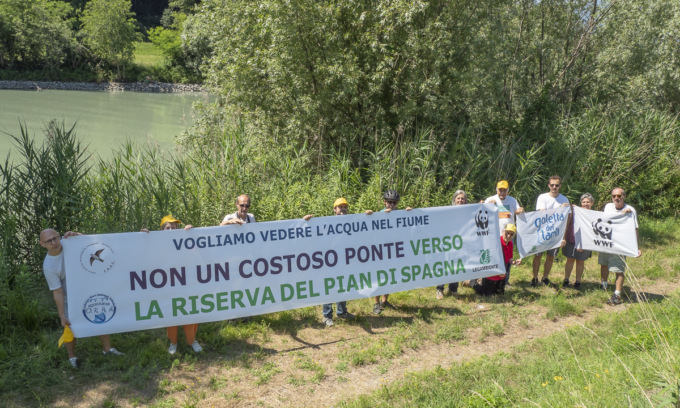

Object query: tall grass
[1,105,679,283]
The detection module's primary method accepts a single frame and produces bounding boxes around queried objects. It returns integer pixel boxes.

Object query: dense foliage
[185,0,680,156]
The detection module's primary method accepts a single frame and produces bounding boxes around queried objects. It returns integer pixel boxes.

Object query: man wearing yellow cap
[39,228,124,368]
[303,198,356,327]
[484,180,524,233]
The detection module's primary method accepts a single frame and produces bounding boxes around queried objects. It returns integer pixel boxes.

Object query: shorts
[537,248,559,257]
[598,252,627,273]
[562,243,592,261]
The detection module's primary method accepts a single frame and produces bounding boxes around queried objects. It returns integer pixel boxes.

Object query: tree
[0,0,76,70]
[80,0,141,79]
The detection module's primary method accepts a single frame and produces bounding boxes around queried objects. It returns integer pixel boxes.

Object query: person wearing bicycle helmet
[365,189,412,314]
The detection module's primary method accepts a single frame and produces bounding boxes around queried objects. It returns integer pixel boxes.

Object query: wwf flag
[573,207,639,257]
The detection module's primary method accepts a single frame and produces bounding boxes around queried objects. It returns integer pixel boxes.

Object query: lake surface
[0,89,210,162]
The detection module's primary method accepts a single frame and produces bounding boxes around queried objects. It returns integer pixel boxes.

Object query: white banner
[516,206,570,258]
[63,204,504,337]
[573,207,638,257]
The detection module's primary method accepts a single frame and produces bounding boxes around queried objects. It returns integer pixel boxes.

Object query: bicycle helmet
[383,190,400,201]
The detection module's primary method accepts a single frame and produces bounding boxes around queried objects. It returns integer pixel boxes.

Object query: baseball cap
[505,223,517,233]
[160,215,182,228]
[58,326,74,348]
[333,198,349,208]
[497,180,509,189]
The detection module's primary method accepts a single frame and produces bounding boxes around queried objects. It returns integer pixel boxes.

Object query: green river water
[0,89,210,162]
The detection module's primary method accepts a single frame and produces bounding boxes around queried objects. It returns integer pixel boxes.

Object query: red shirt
[485,235,513,281]
[501,235,513,263]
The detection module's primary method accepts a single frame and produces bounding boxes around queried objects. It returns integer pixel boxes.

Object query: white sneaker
[168,343,178,355]
[103,347,124,356]
[69,357,78,368]
[191,341,203,353]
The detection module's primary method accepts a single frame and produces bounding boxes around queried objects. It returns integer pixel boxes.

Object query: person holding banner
[143,216,203,354]
[531,176,570,287]
[39,228,124,368]
[470,224,518,296]
[562,193,595,289]
[365,190,412,314]
[304,198,356,326]
[220,194,256,225]
[599,188,641,305]
[484,180,525,233]
[435,190,468,299]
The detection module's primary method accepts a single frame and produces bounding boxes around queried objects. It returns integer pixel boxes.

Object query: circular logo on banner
[82,294,116,324]
[79,243,116,274]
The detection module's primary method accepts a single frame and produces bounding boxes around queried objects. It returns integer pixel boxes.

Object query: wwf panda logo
[592,218,613,240]
[475,210,489,230]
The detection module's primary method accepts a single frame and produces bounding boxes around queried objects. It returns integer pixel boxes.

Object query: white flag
[516,206,570,258]
[62,204,505,337]
[573,207,638,257]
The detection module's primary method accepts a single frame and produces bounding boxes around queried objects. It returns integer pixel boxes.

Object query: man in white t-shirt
[485,180,524,233]
[40,228,124,368]
[531,175,570,287]
[599,187,642,305]
[220,194,256,225]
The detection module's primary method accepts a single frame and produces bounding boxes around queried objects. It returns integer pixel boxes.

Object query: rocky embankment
[0,80,205,93]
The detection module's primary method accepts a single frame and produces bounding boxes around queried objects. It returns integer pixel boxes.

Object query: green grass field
[133,41,164,68]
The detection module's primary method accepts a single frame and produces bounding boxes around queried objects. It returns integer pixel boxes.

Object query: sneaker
[436,289,444,300]
[381,301,397,310]
[541,278,552,287]
[562,279,570,287]
[461,280,471,288]
[573,281,581,290]
[191,341,203,353]
[601,281,608,291]
[373,303,382,315]
[69,357,78,368]
[323,317,334,327]
[607,293,622,306]
[168,343,178,355]
[338,312,355,320]
[530,278,538,287]
[103,347,124,356]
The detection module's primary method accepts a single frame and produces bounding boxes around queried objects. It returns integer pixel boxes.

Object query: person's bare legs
[65,338,77,358]
[542,255,554,280]
[600,264,609,284]
[532,254,543,279]
[99,334,112,352]
[615,272,624,292]
[575,260,585,283]
[564,257,575,281]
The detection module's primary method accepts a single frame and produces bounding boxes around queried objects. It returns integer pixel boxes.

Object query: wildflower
[585,386,590,390]
[596,374,600,378]
[605,370,609,374]
[542,382,548,387]
[554,376,563,381]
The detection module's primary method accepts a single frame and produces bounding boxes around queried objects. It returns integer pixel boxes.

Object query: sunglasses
[239,204,250,208]
[549,184,561,188]
[611,194,622,198]
[386,200,398,205]
[42,237,60,244]
[506,232,516,237]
